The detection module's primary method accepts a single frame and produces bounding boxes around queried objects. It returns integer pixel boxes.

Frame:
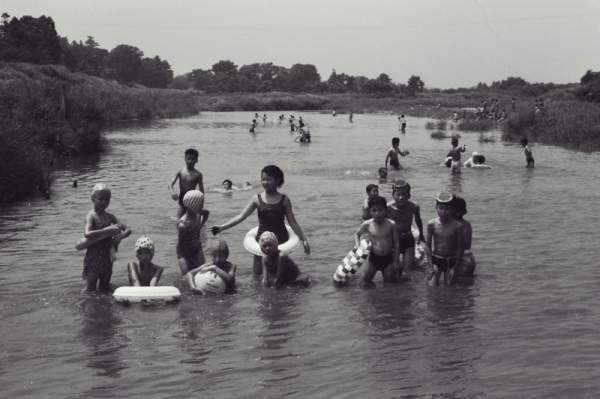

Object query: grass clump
[457,118,495,132]
[431,131,447,139]
[450,133,461,139]
[478,133,497,143]
[424,121,436,130]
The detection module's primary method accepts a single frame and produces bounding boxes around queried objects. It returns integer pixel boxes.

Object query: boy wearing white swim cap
[127,236,163,286]
[426,192,465,286]
[186,239,237,293]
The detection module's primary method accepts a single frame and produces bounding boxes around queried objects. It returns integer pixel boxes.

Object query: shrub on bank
[457,118,495,132]
[431,131,447,139]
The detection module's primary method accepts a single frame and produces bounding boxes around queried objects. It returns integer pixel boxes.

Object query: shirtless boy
[448,137,466,174]
[386,180,424,274]
[354,196,400,283]
[385,137,409,170]
[361,184,379,221]
[426,192,464,286]
[521,138,534,167]
[168,148,205,218]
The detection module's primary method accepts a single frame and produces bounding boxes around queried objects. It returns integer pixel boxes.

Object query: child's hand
[302,240,310,255]
[210,225,222,235]
[171,192,179,201]
[201,265,216,273]
[107,224,122,235]
[448,267,457,283]
[418,234,425,244]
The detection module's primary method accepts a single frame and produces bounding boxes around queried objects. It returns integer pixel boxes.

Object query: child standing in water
[127,236,163,286]
[259,232,310,288]
[187,239,237,293]
[521,138,534,167]
[82,183,131,291]
[354,196,400,283]
[211,165,310,274]
[362,184,379,221]
[386,180,424,274]
[399,114,407,130]
[453,196,476,277]
[448,137,466,174]
[176,190,206,274]
[426,192,464,286]
[168,148,205,218]
[385,137,409,170]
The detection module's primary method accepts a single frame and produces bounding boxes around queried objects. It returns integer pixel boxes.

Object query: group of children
[359,180,475,285]
[81,148,311,292]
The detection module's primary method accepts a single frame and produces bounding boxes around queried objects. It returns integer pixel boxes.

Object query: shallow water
[1,112,600,398]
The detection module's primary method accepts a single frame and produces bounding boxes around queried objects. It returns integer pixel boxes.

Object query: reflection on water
[2,112,600,397]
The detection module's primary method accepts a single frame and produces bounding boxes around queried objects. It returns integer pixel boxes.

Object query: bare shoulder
[428,218,439,227]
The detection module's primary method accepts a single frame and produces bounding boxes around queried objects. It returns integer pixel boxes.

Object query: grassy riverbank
[0,62,203,202]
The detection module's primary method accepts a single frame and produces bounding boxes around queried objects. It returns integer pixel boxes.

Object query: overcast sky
[4,0,600,88]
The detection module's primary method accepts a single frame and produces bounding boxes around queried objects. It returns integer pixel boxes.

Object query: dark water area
[1,112,600,398]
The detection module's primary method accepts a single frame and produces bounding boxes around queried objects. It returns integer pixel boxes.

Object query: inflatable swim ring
[333,239,372,283]
[113,286,181,303]
[194,271,226,294]
[243,225,301,256]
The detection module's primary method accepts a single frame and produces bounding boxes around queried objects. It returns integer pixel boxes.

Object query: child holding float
[127,236,163,286]
[211,165,310,275]
[176,190,206,275]
[82,183,131,291]
[187,239,237,293]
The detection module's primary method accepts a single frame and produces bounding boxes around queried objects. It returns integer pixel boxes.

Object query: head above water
[135,236,155,256]
[183,190,204,213]
[453,196,467,218]
[366,184,379,195]
[378,167,388,178]
[436,191,454,207]
[222,179,232,189]
[261,165,284,187]
[521,138,529,146]
[185,148,199,160]
[367,195,387,210]
[208,239,229,259]
[451,137,459,146]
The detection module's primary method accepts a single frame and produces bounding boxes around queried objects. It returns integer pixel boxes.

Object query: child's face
[260,240,278,256]
[393,189,409,206]
[261,173,279,191]
[185,154,198,168]
[369,204,386,221]
[92,193,111,210]
[368,187,379,198]
[136,248,154,264]
[223,182,232,190]
[211,252,227,267]
[436,203,454,219]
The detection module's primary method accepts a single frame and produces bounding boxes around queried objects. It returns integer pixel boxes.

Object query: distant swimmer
[262,114,267,122]
[453,196,476,278]
[249,119,258,133]
[399,114,406,130]
[349,109,353,122]
[447,137,466,174]
[332,109,337,117]
[521,138,534,167]
[210,180,253,193]
[463,152,492,169]
[426,192,464,286]
[289,118,297,132]
[384,137,409,171]
[255,113,259,118]
[222,179,233,191]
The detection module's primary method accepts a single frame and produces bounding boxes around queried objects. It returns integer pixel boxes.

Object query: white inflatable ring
[113,286,181,303]
[243,225,301,256]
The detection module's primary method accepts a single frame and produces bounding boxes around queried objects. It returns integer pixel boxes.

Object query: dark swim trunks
[401,123,406,129]
[369,251,394,271]
[390,159,400,169]
[432,253,457,272]
[398,232,415,254]
[178,191,186,210]
[526,156,535,166]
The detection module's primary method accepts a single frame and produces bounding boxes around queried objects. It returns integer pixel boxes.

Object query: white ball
[194,271,226,294]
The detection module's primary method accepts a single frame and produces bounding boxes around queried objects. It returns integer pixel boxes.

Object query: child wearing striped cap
[176,190,206,274]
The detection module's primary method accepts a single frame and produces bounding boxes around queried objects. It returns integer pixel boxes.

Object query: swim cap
[209,239,229,258]
[472,151,479,157]
[258,231,278,246]
[135,236,155,255]
[183,190,204,213]
[436,192,454,204]
[91,183,111,200]
[392,179,409,191]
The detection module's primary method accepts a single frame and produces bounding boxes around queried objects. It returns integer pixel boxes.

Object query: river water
[1,112,599,398]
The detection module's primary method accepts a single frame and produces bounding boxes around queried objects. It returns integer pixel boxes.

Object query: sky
[4,0,600,88]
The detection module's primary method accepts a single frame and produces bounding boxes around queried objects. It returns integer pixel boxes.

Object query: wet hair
[475,155,485,164]
[368,195,387,210]
[366,184,378,194]
[453,196,467,218]
[392,137,400,145]
[451,137,459,146]
[185,148,199,159]
[521,138,528,145]
[261,165,285,187]
[222,179,232,188]
[401,114,405,118]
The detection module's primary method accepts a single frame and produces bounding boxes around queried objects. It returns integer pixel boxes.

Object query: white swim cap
[91,183,111,199]
[183,190,204,213]
[259,231,278,246]
[135,236,155,255]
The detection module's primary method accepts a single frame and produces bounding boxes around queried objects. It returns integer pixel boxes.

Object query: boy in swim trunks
[448,137,466,174]
[521,138,534,167]
[426,192,465,286]
[361,184,379,221]
[354,196,400,283]
[386,180,424,275]
[259,232,310,289]
[453,196,475,277]
[385,137,409,171]
[127,236,164,286]
[168,148,205,218]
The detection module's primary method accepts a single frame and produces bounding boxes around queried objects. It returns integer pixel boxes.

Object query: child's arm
[186,265,208,293]
[425,222,434,271]
[273,252,288,289]
[460,145,466,152]
[211,197,258,235]
[199,209,210,229]
[413,204,425,243]
[168,170,181,201]
[199,263,236,284]
[149,265,163,287]
[449,225,465,283]
[354,221,368,248]
[84,212,121,240]
[261,256,269,288]
[283,197,310,254]
[391,221,401,281]
[384,149,391,168]
[127,262,141,286]
[400,149,409,157]
[110,215,131,245]
[197,173,204,194]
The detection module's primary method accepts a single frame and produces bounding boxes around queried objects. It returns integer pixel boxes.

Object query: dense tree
[212,60,238,77]
[105,44,144,83]
[140,56,173,88]
[60,36,108,76]
[288,64,321,92]
[407,75,425,94]
[377,73,391,83]
[0,15,63,64]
